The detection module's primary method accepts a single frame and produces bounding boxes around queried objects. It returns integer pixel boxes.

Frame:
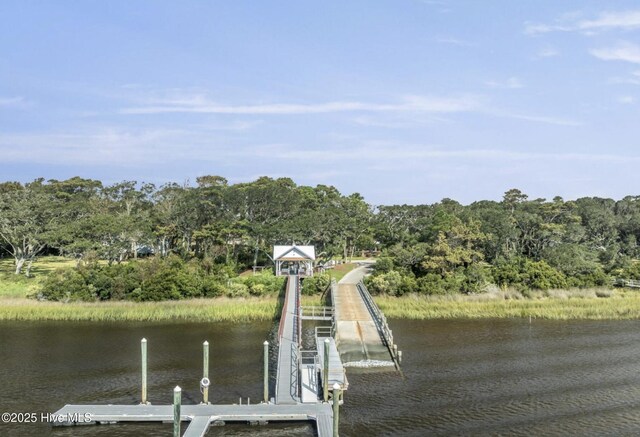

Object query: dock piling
[323,339,330,402]
[202,341,210,404]
[141,338,148,405]
[263,341,269,403]
[173,386,181,437]
[332,383,341,437]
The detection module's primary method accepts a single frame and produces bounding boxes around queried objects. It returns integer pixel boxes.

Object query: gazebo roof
[273,245,316,261]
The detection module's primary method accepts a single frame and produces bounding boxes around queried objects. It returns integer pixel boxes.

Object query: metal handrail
[357,280,396,358]
[300,306,334,319]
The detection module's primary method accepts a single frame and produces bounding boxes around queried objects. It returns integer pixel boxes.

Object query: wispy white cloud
[484,109,583,127]
[120,95,482,115]
[591,41,640,64]
[433,36,476,47]
[251,142,640,163]
[352,114,452,128]
[536,47,560,58]
[0,128,214,166]
[608,70,640,85]
[618,95,636,104]
[526,10,640,35]
[485,77,524,89]
[0,96,30,108]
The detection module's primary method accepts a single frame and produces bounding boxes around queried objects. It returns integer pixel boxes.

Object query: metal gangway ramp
[333,265,401,367]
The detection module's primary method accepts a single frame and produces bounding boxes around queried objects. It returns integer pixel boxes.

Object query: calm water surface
[2,318,640,436]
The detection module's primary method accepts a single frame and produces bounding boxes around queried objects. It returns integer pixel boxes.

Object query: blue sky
[1,1,640,205]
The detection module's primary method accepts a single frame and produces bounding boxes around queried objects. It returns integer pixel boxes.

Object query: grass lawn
[327,262,358,282]
[0,256,76,298]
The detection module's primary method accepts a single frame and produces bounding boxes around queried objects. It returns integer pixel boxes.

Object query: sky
[1,1,640,205]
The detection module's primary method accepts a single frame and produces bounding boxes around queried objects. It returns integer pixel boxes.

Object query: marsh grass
[0,297,278,322]
[374,287,640,320]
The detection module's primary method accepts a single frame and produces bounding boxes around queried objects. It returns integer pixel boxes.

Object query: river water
[2,318,640,436]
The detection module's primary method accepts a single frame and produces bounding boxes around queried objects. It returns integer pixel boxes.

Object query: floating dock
[53,265,400,436]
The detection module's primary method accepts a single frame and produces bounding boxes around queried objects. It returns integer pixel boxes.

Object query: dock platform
[53,403,333,437]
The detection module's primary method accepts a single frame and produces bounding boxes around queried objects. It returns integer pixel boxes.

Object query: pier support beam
[332,383,341,437]
[141,338,148,405]
[263,341,269,403]
[202,341,210,404]
[173,386,181,437]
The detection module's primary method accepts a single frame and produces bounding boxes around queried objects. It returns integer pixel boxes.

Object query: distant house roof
[273,245,316,261]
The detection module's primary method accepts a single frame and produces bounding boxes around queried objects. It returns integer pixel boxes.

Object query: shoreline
[2,289,640,321]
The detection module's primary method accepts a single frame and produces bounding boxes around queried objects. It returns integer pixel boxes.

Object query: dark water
[3,319,640,436]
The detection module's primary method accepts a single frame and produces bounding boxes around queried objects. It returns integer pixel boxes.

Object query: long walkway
[275,275,300,404]
[334,264,395,365]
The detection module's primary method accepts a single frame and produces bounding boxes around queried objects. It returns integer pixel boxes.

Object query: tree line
[2,178,640,297]
[0,176,371,276]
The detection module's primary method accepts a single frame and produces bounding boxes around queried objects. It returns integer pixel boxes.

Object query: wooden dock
[53,264,399,436]
[53,403,333,437]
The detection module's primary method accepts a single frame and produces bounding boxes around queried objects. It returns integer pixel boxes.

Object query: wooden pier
[53,262,399,436]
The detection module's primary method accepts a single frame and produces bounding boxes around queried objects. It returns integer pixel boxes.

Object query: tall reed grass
[0,297,278,322]
[374,288,640,320]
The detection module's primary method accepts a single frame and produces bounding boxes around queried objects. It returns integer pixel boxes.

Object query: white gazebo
[273,245,316,277]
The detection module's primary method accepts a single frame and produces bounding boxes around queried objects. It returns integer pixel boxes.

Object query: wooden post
[263,341,269,403]
[332,383,341,437]
[173,386,181,437]
[141,338,148,404]
[202,341,210,404]
[323,338,330,402]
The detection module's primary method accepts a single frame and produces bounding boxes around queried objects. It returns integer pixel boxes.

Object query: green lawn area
[327,262,358,282]
[0,256,76,298]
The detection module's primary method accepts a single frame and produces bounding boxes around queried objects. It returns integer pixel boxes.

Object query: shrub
[40,269,96,302]
[302,274,331,295]
[226,282,249,298]
[493,257,567,291]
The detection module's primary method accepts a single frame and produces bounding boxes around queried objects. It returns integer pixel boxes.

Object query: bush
[493,257,567,291]
[240,271,285,295]
[372,256,394,274]
[302,274,331,295]
[226,282,249,298]
[36,255,262,302]
[40,269,96,302]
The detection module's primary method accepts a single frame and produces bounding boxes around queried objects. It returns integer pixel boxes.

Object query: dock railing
[614,278,640,288]
[356,280,401,368]
[301,306,334,320]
